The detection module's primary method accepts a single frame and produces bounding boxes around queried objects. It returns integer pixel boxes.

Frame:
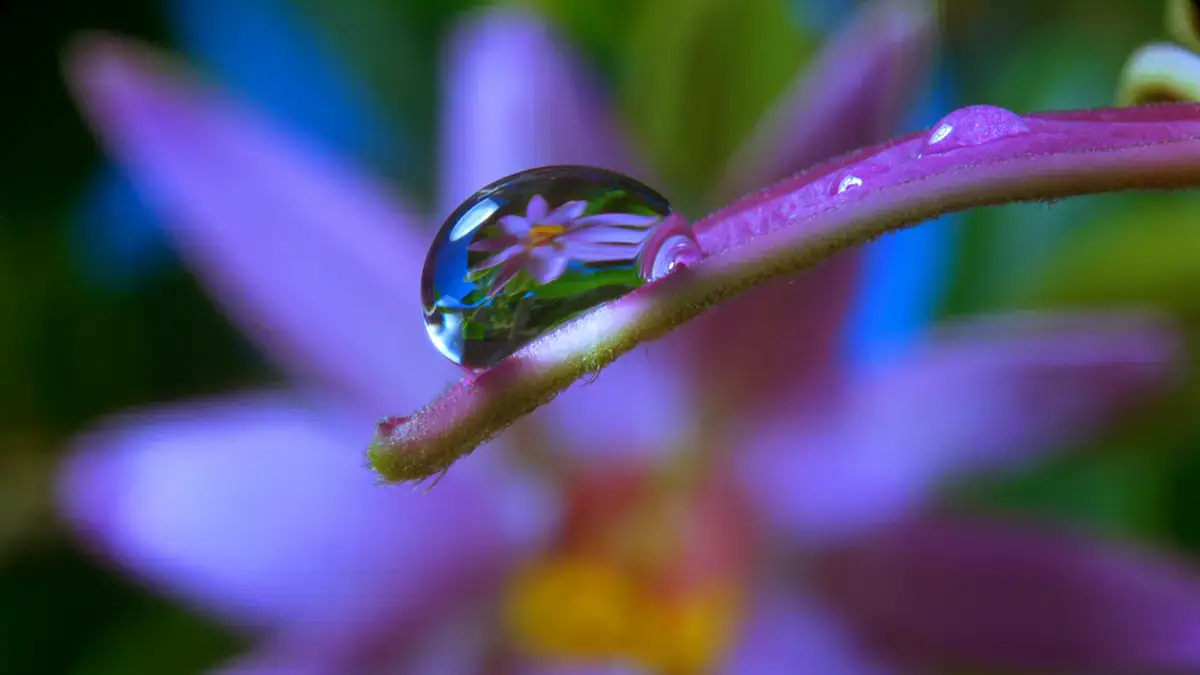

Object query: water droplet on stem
[421,166,683,370]
[919,105,1030,157]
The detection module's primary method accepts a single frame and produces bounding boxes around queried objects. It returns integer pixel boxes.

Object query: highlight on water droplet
[421,165,683,371]
[919,104,1030,157]
[652,235,702,278]
[834,174,864,194]
[928,123,954,146]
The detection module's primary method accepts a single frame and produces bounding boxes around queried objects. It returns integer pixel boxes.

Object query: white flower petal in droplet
[525,194,549,222]
[542,199,588,225]
[527,247,571,284]
[575,212,662,229]
[559,226,650,246]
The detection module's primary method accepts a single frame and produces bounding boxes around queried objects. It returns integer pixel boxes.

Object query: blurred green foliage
[2,0,1198,672]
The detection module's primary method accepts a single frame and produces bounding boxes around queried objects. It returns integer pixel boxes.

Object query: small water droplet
[376,415,408,438]
[919,105,1030,157]
[652,234,701,278]
[421,165,674,370]
[834,174,864,194]
[636,212,701,281]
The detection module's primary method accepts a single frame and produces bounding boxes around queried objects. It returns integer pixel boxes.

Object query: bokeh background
[1,0,1196,672]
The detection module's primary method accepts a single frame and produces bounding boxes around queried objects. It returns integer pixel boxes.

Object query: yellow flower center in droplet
[503,555,740,674]
[527,224,566,247]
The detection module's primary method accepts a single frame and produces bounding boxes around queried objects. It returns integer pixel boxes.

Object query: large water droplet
[919,105,1030,157]
[421,165,683,370]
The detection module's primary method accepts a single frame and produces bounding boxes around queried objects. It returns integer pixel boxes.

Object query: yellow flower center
[504,556,738,674]
[501,467,751,674]
[527,224,566,247]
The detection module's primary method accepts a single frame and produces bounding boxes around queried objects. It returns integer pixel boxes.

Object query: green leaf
[1013,193,1200,314]
[504,0,642,77]
[949,452,1164,541]
[71,604,242,675]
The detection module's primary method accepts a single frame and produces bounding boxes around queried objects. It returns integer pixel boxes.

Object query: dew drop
[637,212,702,281]
[376,415,408,439]
[421,165,675,371]
[651,235,700,279]
[833,173,864,195]
[919,105,1030,157]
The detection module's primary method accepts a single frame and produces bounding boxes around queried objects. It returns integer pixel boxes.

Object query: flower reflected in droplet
[468,193,661,295]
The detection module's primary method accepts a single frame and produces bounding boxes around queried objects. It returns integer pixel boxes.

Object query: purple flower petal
[544,199,588,225]
[528,342,695,466]
[59,393,559,631]
[660,251,862,425]
[736,312,1179,545]
[64,37,454,413]
[526,247,569,285]
[370,103,1200,482]
[437,8,639,216]
[719,0,937,200]
[718,588,897,675]
[514,662,649,675]
[817,518,1200,671]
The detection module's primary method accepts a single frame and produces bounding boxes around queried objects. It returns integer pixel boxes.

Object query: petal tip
[62,31,154,94]
[445,4,553,53]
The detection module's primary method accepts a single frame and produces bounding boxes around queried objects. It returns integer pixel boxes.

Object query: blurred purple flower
[59,2,1200,673]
